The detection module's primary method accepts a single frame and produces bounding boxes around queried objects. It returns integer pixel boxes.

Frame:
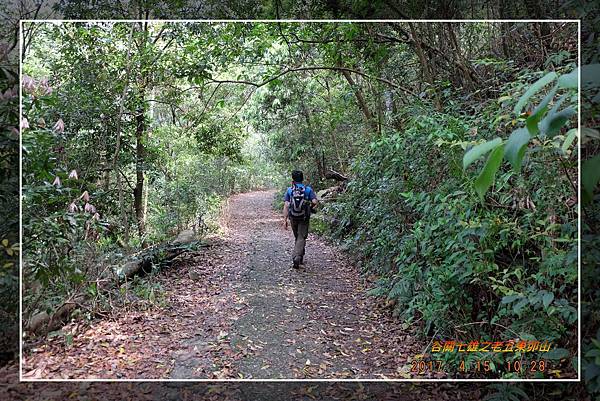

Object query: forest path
[23,190,423,379]
[170,190,422,379]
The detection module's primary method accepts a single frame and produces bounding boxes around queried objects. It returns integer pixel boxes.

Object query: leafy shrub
[324,70,578,377]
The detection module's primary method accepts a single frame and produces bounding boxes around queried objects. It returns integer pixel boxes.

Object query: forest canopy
[21,21,579,379]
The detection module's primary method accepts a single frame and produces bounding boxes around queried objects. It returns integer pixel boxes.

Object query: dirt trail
[23,190,423,379]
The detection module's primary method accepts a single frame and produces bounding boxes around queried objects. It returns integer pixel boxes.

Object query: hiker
[283,170,318,269]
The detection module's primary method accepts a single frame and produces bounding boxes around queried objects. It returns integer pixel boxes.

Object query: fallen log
[115,241,206,282]
[317,185,344,202]
[25,232,208,337]
[324,169,348,181]
[26,294,85,336]
[113,228,203,281]
[117,257,153,280]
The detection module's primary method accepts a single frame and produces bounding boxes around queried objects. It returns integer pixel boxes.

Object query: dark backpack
[288,184,310,220]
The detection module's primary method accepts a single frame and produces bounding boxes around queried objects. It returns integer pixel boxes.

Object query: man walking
[283,170,318,269]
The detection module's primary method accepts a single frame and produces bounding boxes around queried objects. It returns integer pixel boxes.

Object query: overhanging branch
[204,66,417,97]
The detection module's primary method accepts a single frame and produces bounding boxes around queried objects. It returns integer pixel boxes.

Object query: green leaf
[585,349,600,358]
[561,128,578,153]
[513,297,529,314]
[584,362,600,381]
[582,154,600,204]
[582,127,600,142]
[581,64,600,89]
[519,332,537,341]
[544,348,570,360]
[542,292,554,308]
[526,84,557,134]
[539,107,576,137]
[504,128,530,172]
[558,68,578,89]
[501,294,521,304]
[514,71,557,116]
[463,138,503,170]
[474,145,504,199]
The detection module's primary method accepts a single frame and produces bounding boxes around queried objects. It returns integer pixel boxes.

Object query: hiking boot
[293,257,301,269]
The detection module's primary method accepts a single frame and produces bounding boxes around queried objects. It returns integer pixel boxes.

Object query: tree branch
[205,66,416,97]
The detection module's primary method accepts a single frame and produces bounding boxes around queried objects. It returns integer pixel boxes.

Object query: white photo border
[19,18,582,383]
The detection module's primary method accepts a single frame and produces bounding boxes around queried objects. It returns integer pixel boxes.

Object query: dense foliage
[324,69,579,374]
[0,0,594,397]
[21,22,283,327]
[17,18,587,384]
[251,22,580,377]
[0,0,596,398]
[579,3,600,394]
[254,24,578,376]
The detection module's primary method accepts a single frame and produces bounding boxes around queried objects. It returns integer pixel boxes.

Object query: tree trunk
[408,22,441,111]
[409,23,433,84]
[301,100,325,179]
[111,25,135,247]
[143,170,149,227]
[340,69,378,134]
[445,23,474,91]
[498,3,512,59]
[325,78,344,170]
[117,172,129,245]
[134,102,147,247]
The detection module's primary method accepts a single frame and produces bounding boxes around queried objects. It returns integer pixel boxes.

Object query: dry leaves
[23,191,426,380]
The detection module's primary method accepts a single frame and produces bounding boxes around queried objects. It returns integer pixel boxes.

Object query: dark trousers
[290,218,309,262]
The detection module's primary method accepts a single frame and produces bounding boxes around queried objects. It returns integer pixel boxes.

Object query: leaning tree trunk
[339,68,379,135]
